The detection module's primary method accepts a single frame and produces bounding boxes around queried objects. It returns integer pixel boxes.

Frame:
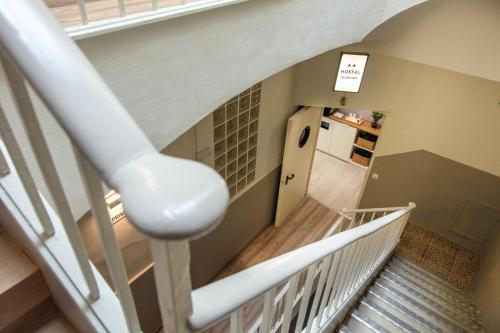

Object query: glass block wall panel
[212,82,261,198]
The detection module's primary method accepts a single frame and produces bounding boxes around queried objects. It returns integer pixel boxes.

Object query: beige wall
[255,67,296,181]
[163,67,295,285]
[475,226,500,332]
[294,48,500,177]
[365,0,500,82]
[359,150,500,253]
[164,66,296,200]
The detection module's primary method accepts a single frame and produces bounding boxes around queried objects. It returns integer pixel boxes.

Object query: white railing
[0,1,416,332]
[0,0,228,332]
[189,204,415,333]
[46,0,248,39]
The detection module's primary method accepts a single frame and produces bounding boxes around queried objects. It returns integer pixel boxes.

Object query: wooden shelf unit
[318,109,382,168]
[328,115,380,167]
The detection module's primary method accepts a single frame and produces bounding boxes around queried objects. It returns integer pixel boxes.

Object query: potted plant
[371,111,383,128]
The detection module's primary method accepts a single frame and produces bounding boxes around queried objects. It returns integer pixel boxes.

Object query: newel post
[150,239,193,333]
[109,153,228,333]
[396,202,417,241]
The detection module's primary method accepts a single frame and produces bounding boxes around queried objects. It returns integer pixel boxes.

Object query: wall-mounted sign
[333,52,369,93]
[105,190,125,224]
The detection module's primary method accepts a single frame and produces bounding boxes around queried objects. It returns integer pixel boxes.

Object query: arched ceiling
[363,0,500,82]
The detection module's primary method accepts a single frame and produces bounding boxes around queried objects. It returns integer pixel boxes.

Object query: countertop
[327,114,382,136]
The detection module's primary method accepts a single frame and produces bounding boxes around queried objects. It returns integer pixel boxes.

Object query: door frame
[351,112,389,209]
[306,108,389,211]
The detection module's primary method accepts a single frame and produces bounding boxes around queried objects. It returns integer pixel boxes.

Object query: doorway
[308,149,366,212]
[274,106,383,226]
[308,107,383,212]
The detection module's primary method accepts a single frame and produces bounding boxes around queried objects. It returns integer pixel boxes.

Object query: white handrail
[342,206,407,214]
[0,0,228,239]
[0,2,421,332]
[63,0,249,39]
[190,203,416,330]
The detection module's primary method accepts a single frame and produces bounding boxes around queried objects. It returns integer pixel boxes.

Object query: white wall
[1,0,422,218]
[365,0,500,82]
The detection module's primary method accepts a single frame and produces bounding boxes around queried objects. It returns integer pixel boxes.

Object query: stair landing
[214,197,347,280]
[395,222,480,289]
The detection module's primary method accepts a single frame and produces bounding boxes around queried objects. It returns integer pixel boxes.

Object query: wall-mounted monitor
[333,52,369,93]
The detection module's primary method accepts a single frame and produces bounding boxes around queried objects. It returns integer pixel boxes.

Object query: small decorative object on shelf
[371,111,383,129]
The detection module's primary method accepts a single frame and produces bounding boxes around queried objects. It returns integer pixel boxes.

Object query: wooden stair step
[0,228,57,332]
[34,314,77,333]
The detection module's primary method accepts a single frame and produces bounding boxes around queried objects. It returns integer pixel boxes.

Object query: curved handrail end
[111,153,229,240]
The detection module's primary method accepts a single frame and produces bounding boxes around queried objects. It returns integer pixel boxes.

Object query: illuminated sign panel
[333,53,369,93]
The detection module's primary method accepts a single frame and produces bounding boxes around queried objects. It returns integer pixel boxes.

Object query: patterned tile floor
[395,223,480,289]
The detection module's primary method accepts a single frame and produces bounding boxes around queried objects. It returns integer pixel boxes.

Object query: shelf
[328,115,381,136]
[349,159,369,169]
[353,143,374,153]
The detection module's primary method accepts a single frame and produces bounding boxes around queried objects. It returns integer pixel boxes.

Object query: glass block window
[213,82,261,198]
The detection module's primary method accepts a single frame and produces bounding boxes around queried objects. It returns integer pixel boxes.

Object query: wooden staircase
[0,228,76,333]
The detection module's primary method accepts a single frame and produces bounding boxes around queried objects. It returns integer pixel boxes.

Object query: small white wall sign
[105,190,126,224]
[333,52,369,93]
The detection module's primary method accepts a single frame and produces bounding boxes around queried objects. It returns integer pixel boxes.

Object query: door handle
[285,173,295,185]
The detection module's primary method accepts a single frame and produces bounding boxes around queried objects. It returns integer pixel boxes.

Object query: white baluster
[75,150,141,333]
[343,241,365,297]
[0,144,9,177]
[117,0,126,17]
[334,243,357,307]
[230,308,243,333]
[330,243,353,311]
[325,248,349,317]
[150,239,193,333]
[317,249,344,327]
[1,53,99,299]
[356,235,372,282]
[347,213,356,229]
[260,287,277,333]
[325,215,344,237]
[294,264,317,333]
[358,212,366,226]
[78,0,88,25]
[152,0,159,10]
[305,255,333,333]
[0,103,54,236]
[281,275,299,333]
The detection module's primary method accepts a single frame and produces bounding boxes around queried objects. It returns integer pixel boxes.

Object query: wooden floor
[78,212,152,286]
[45,0,196,27]
[308,150,366,213]
[214,197,347,280]
[77,195,347,287]
[203,197,348,333]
